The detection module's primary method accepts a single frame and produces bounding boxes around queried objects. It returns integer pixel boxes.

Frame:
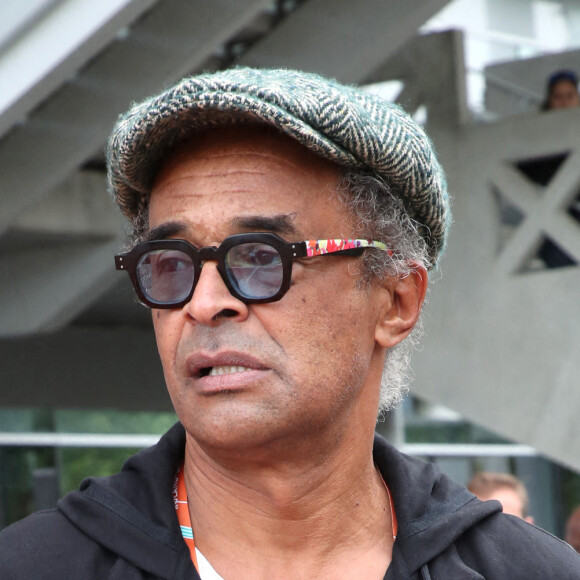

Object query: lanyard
[174,464,199,571]
[383,476,398,539]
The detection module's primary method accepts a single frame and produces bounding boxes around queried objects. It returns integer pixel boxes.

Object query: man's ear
[374,266,428,349]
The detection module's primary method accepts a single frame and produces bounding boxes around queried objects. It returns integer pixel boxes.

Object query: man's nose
[183,261,249,325]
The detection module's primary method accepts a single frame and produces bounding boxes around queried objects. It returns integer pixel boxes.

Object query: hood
[374,434,502,576]
[57,422,194,579]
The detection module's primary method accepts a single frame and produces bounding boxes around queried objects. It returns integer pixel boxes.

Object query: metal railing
[0,431,538,457]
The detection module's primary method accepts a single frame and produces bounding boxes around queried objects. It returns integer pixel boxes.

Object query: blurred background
[1,0,579,538]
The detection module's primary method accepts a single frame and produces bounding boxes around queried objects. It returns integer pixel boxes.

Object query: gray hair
[336,170,430,413]
[127,206,150,249]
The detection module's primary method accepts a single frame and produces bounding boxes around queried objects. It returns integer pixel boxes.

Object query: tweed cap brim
[106,67,450,264]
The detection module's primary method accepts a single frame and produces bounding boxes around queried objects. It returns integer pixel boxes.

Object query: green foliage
[0,408,179,527]
[55,409,179,493]
[54,409,178,435]
[59,447,142,494]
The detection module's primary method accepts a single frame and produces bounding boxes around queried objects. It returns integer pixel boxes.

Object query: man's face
[485,488,525,519]
[147,126,391,455]
[567,529,580,554]
[477,487,532,523]
[566,512,580,553]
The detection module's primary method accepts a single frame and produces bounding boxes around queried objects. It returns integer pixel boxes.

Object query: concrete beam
[239,0,452,83]
[0,326,168,411]
[11,170,121,236]
[84,0,274,92]
[0,235,122,337]
[495,149,580,275]
[0,170,125,337]
[484,48,580,117]
[0,0,273,235]
[0,0,160,140]
[0,1,58,53]
[489,161,541,217]
[452,105,580,162]
[363,30,469,127]
[412,105,580,473]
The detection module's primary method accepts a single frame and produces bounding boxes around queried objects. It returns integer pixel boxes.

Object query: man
[566,507,580,553]
[467,471,534,523]
[1,67,579,579]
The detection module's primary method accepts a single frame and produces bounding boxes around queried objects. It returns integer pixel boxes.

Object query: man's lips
[186,351,269,379]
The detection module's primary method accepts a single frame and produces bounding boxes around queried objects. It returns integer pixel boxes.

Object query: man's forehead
[146,126,353,243]
[149,124,345,231]
[154,123,342,183]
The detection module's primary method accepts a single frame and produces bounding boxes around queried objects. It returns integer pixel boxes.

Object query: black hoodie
[1,423,579,579]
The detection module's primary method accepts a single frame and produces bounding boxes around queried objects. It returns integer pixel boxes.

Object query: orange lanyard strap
[388,485,398,539]
[378,469,398,539]
[174,465,199,571]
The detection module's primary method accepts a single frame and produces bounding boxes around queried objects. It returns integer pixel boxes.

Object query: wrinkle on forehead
[153,125,341,189]
[166,149,314,171]
[154,164,280,193]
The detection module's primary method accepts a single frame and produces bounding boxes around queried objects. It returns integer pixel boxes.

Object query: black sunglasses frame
[115,232,373,309]
[115,233,318,308]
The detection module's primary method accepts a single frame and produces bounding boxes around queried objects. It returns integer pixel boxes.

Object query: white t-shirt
[196,548,225,580]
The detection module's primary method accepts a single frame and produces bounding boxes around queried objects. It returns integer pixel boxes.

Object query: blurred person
[1,67,579,579]
[541,70,580,111]
[566,507,580,553]
[467,471,534,523]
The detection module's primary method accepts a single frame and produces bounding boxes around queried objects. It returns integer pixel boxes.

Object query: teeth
[208,365,252,376]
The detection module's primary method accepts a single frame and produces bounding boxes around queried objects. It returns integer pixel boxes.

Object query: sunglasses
[115,232,389,308]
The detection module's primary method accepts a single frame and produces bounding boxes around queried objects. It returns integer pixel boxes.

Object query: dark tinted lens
[137,249,194,303]
[225,242,283,299]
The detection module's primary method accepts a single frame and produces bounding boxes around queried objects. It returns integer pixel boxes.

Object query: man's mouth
[200,365,254,377]
[189,352,267,379]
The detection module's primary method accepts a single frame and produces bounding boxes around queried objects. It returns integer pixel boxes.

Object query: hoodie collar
[58,425,501,578]
[58,423,193,579]
[373,433,502,574]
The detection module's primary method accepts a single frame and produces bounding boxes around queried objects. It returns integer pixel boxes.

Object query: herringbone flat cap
[107,67,450,264]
